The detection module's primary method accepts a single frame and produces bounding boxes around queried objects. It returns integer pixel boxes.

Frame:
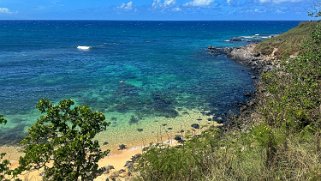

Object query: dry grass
[255,22,320,59]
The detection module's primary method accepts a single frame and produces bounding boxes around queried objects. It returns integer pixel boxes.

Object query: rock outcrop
[208,44,280,74]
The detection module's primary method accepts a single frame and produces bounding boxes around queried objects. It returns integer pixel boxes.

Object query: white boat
[77,46,91,50]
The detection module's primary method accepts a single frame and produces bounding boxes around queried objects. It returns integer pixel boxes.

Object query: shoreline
[0,110,219,180]
[208,43,280,130]
[0,43,269,181]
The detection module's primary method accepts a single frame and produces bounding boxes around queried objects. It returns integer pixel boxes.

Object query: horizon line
[0,19,310,22]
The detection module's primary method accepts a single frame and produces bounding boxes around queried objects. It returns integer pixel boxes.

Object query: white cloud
[164,0,176,6]
[227,0,232,5]
[259,0,302,3]
[254,8,266,13]
[0,7,13,14]
[152,0,176,9]
[184,0,214,7]
[172,7,182,11]
[119,1,134,10]
[276,9,285,13]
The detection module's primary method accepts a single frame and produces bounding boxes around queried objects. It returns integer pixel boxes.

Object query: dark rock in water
[174,135,183,141]
[167,127,173,130]
[208,46,232,56]
[111,117,117,121]
[207,118,212,121]
[202,110,212,116]
[137,128,144,132]
[215,116,224,123]
[103,141,109,145]
[119,169,126,174]
[197,118,202,121]
[151,92,179,118]
[174,135,185,143]
[163,109,179,118]
[152,92,173,107]
[117,81,140,96]
[162,124,167,127]
[228,34,273,44]
[191,123,200,129]
[182,111,189,115]
[129,115,140,125]
[119,144,127,150]
[229,37,243,42]
[244,92,252,97]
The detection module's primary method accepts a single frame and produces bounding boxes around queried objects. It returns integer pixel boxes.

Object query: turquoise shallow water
[0,21,299,145]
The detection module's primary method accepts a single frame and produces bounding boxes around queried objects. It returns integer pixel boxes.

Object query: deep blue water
[0,21,299,144]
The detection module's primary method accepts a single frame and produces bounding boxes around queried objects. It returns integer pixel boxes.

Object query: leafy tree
[19,99,110,181]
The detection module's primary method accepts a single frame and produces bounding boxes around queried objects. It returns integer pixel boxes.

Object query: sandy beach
[0,108,219,180]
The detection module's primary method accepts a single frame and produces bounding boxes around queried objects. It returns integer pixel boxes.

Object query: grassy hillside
[134,22,321,181]
[255,22,320,59]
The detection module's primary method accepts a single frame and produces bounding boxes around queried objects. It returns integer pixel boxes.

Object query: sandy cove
[1,117,219,180]
[0,44,269,180]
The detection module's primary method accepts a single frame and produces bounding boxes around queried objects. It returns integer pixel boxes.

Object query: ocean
[0,21,299,146]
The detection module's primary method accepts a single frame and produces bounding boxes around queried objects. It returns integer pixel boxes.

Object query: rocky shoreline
[208,44,279,75]
[208,43,280,129]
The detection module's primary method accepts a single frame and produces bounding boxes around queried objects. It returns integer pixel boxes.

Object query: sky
[0,0,317,20]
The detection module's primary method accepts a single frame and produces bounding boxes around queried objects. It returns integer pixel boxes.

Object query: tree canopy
[19,99,110,181]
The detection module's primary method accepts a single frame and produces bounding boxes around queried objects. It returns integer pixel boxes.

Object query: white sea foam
[77,46,91,50]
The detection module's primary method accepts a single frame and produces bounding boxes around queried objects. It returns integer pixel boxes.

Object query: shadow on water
[0,123,28,145]
[129,115,140,125]
[150,91,179,118]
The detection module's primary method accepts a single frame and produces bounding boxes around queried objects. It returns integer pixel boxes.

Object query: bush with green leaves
[136,127,221,181]
[18,99,110,181]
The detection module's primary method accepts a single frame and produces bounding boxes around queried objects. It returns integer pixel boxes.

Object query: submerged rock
[129,115,140,125]
[151,92,179,118]
[174,135,185,144]
[215,116,224,123]
[208,46,232,55]
[103,141,109,145]
[174,135,183,141]
[227,34,277,44]
[191,123,200,129]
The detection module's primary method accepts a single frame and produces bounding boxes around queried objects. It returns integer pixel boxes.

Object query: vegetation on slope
[255,22,320,59]
[134,22,321,180]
